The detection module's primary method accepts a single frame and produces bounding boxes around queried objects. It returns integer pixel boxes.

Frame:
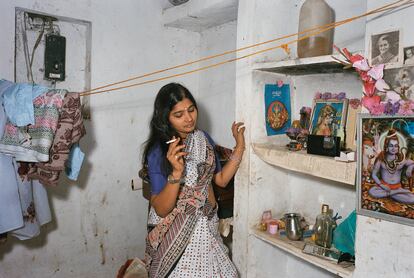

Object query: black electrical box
[44,34,66,81]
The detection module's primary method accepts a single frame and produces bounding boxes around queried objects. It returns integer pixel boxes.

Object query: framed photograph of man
[369,29,403,68]
[383,66,414,100]
[310,99,348,141]
[403,46,414,65]
[357,114,414,226]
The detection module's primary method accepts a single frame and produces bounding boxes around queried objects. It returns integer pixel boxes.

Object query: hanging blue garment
[0,79,14,95]
[10,175,52,240]
[0,80,23,234]
[0,80,52,238]
[65,143,85,181]
[2,81,49,126]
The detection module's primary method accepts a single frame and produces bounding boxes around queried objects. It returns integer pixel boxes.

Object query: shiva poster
[264,83,291,136]
[357,114,414,226]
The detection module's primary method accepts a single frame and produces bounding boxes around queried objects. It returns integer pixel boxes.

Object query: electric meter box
[44,34,66,81]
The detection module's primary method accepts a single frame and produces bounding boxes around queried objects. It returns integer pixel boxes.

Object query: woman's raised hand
[232,121,246,150]
[166,136,186,177]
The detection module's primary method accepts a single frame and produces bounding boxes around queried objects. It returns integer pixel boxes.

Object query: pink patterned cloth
[0,89,66,162]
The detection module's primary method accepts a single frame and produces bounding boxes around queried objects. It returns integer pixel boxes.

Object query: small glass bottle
[297,0,335,58]
[314,204,336,248]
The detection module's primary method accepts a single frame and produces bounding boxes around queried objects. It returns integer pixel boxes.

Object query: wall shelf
[251,229,354,278]
[252,54,354,75]
[162,0,238,32]
[251,143,356,185]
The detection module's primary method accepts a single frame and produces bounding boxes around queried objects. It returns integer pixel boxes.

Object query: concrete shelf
[251,143,356,185]
[252,54,353,75]
[251,229,355,278]
[162,0,238,32]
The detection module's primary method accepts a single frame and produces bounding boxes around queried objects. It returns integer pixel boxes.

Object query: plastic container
[297,0,335,58]
[268,221,279,235]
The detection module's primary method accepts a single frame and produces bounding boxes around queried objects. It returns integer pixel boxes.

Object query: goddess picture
[310,99,348,141]
[358,115,414,226]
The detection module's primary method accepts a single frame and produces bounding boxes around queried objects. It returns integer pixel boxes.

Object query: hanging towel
[0,82,23,234]
[3,82,49,126]
[0,89,66,162]
[20,92,86,186]
[10,165,52,240]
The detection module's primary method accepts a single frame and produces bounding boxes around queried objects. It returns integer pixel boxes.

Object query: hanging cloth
[0,89,66,162]
[9,165,52,240]
[0,81,23,234]
[2,81,49,127]
[20,92,86,186]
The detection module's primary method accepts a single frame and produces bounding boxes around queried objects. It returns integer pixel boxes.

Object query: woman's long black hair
[142,82,197,175]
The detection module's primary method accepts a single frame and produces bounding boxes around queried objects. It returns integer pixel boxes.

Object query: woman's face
[378,38,390,55]
[168,97,198,139]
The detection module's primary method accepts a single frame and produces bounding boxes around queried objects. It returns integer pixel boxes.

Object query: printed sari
[145,130,238,278]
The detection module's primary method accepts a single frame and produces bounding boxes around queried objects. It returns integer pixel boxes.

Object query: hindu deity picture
[358,114,414,226]
[264,83,291,136]
[266,101,289,130]
[310,99,348,140]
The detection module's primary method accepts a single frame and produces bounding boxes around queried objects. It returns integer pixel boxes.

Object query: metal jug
[284,213,303,240]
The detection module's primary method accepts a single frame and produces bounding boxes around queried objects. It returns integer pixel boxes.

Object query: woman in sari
[142,83,244,277]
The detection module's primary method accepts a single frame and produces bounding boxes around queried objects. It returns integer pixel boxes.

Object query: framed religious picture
[369,29,403,69]
[384,65,414,100]
[310,98,348,142]
[357,114,414,226]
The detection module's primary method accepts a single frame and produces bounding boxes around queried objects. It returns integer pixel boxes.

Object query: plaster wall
[197,20,237,148]
[0,1,201,277]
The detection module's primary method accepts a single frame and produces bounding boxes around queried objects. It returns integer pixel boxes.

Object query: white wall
[198,20,237,147]
[0,1,200,277]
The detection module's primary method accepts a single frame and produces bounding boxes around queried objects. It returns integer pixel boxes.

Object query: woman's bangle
[168,174,185,184]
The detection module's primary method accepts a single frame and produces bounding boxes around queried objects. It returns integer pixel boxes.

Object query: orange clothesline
[80,0,412,97]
